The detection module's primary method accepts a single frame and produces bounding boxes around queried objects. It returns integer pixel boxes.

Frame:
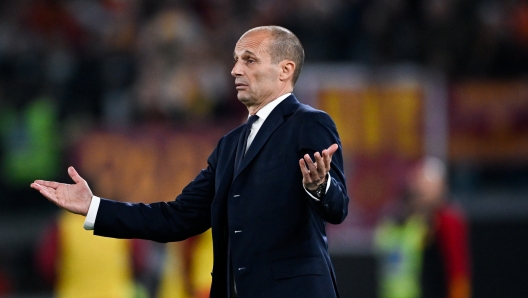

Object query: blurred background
[0,0,527,297]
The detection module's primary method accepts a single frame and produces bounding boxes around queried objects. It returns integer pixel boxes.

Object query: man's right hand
[31,166,93,216]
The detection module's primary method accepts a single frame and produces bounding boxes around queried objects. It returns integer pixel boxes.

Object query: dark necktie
[234,114,259,172]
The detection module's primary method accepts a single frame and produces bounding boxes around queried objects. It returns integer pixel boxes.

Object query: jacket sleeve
[298,110,349,224]
[93,144,220,243]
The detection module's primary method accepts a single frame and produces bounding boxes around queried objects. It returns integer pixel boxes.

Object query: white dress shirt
[84,93,330,230]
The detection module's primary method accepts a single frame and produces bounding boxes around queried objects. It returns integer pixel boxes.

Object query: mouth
[235,81,248,90]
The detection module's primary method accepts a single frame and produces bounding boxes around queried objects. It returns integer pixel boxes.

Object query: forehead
[234,31,272,56]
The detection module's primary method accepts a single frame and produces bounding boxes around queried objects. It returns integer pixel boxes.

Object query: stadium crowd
[0,0,527,128]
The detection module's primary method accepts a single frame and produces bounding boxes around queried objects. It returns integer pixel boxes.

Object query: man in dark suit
[31,26,350,298]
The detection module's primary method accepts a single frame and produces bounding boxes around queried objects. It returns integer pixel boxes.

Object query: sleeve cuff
[303,173,331,201]
[83,196,100,230]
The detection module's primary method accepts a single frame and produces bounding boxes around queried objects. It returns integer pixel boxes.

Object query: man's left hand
[299,143,338,191]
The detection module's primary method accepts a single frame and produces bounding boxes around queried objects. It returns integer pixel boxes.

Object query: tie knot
[247,114,259,126]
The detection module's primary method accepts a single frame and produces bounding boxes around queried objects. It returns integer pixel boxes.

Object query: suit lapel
[217,131,240,195]
[233,94,299,180]
[211,134,239,226]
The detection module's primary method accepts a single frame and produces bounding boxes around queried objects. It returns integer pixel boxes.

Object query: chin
[237,94,252,104]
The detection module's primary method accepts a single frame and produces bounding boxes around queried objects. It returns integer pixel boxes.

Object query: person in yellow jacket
[36,210,213,298]
[374,157,471,298]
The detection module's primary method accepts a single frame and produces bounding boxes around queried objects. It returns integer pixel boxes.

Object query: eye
[247,58,255,64]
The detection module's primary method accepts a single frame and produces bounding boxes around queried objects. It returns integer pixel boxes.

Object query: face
[408,165,445,211]
[231,31,283,111]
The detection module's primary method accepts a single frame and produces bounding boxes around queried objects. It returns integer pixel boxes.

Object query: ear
[278,60,295,83]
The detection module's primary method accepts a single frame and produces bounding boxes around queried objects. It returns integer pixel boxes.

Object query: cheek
[248,67,279,91]
[257,68,279,84]
[248,72,266,88]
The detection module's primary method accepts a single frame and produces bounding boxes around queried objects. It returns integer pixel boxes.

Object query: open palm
[31,166,93,216]
[299,143,338,190]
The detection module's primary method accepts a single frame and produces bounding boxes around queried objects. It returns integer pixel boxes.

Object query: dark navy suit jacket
[94,94,349,298]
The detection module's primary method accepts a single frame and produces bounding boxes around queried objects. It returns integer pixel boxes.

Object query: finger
[303,154,318,175]
[299,159,310,176]
[30,182,42,191]
[33,180,60,189]
[68,166,84,184]
[31,183,58,203]
[323,144,338,171]
[31,182,52,193]
[39,188,57,202]
[326,144,338,157]
[299,159,313,184]
[322,149,331,172]
[305,154,326,188]
[313,152,326,176]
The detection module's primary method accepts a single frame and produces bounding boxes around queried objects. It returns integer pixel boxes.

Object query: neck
[247,88,292,115]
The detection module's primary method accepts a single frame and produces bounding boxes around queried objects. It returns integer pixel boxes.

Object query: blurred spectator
[36,210,146,298]
[135,5,230,124]
[0,96,61,187]
[374,157,471,298]
[1,0,527,130]
[36,210,213,298]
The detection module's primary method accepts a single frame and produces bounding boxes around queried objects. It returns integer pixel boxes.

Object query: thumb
[68,166,84,184]
[327,143,339,157]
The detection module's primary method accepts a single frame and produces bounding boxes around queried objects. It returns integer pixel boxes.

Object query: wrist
[308,176,328,198]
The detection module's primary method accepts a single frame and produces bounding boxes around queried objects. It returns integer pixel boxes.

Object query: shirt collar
[249,93,291,121]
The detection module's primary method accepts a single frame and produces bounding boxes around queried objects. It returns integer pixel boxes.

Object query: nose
[231,60,243,77]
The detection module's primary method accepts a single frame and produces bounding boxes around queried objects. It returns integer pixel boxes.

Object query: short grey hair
[242,26,305,85]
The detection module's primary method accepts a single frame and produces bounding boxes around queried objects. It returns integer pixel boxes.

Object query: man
[31,26,349,298]
[374,157,471,298]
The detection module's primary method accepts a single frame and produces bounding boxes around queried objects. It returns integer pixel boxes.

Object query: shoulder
[223,123,245,139]
[296,102,323,114]
[438,203,467,221]
[293,103,337,132]
[210,124,245,153]
[294,103,332,121]
[435,203,469,230]
[221,115,251,140]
